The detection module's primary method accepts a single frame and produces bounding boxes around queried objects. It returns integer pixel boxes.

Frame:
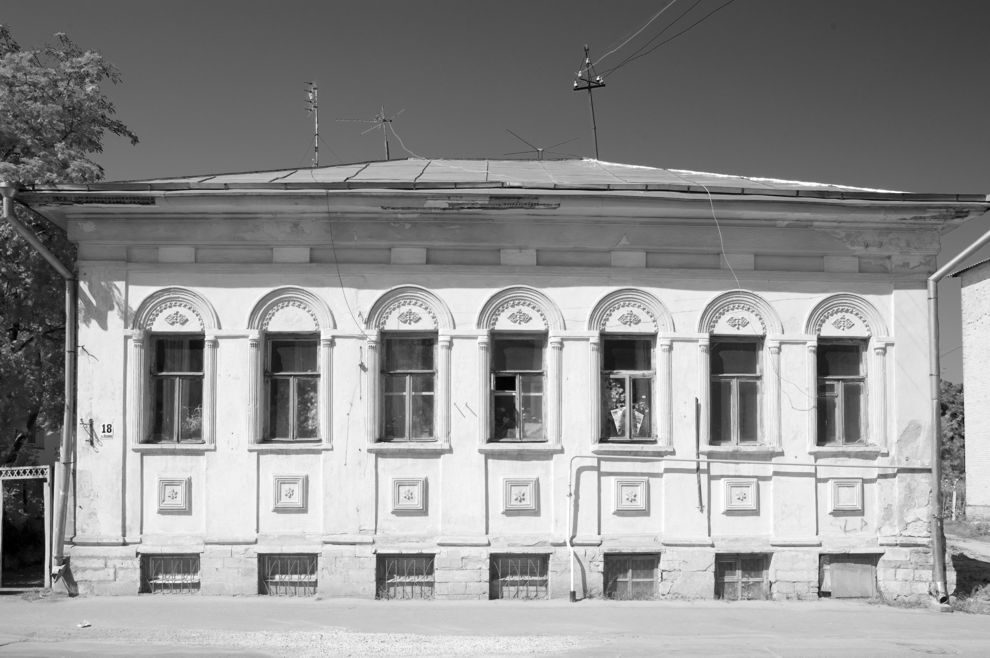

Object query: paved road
[0,594,986,656]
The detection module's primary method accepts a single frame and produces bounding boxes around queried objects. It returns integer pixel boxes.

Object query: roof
[951,257,990,278]
[26,158,989,203]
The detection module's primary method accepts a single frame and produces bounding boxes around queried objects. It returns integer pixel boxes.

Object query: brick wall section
[769,550,819,600]
[961,265,990,520]
[66,545,139,595]
[660,549,714,598]
[877,547,933,602]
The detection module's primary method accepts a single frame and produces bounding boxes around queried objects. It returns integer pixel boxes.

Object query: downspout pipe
[0,182,77,588]
[927,223,990,603]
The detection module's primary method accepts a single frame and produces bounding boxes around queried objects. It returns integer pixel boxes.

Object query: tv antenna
[305,82,319,167]
[337,105,405,160]
[572,45,606,159]
[503,129,579,161]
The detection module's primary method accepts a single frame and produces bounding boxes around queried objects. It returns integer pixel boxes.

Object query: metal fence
[259,554,318,596]
[489,554,548,600]
[140,554,200,594]
[376,554,434,600]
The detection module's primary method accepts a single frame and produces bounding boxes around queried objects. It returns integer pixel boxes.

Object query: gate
[0,466,51,590]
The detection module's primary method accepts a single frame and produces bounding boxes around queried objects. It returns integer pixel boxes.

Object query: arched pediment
[805,294,886,338]
[477,286,565,331]
[366,285,454,331]
[698,290,782,336]
[247,288,335,332]
[133,287,220,332]
[588,289,673,334]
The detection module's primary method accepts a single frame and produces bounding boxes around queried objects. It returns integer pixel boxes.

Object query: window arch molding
[588,289,674,449]
[127,288,220,448]
[697,290,783,450]
[246,287,335,445]
[476,286,564,449]
[363,286,454,449]
[804,294,889,451]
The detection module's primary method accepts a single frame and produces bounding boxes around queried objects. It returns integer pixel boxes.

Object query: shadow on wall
[952,553,990,597]
[78,274,129,331]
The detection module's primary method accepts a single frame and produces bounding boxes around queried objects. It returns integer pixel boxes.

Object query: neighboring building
[24,158,990,601]
[956,259,990,521]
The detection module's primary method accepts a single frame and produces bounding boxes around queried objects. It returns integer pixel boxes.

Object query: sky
[5,0,989,381]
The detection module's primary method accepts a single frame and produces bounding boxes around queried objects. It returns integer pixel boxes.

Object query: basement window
[489,554,549,600]
[259,554,318,596]
[604,554,659,600]
[715,554,768,601]
[819,554,878,598]
[376,554,434,600]
[140,554,200,594]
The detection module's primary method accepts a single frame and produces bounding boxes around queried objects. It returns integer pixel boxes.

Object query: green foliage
[941,379,966,516]
[0,24,135,463]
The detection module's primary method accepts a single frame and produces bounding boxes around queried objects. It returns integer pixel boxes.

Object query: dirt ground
[1,594,989,657]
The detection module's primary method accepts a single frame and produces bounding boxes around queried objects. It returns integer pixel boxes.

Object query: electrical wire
[602,0,703,75]
[603,0,737,78]
[388,122,424,159]
[591,0,680,68]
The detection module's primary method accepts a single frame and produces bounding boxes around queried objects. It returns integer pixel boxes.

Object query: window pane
[493,337,544,371]
[818,343,861,378]
[843,381,863,443]
[738,380,759,443]
[494,375,516,392]
[630,378,652,438]
[740,580,765,600]
[741,558,765,579]
[521,391,543,440]
[155,337,203,373]
[269,379,291,439]
[410,392,434,438]
[711,342,758,375]
[383,391,406,439]
[710,380,732,443]
[606,378,628,437]
[384,375,406,394]
[818,382,837,445]
[410,373,434,394]
[385,337,434,372]
[603,338,651,371]
[151,378,175,441]
[270,339,317,373]
[179,378,203,441]
[493,396,518,439]
[296,378,319,439]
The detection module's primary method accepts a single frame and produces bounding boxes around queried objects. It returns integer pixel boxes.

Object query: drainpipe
[0,182,77,588]
[927,224,990,603]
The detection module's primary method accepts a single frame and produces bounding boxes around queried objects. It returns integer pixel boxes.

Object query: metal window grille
[259,554,318,596]
[140,554,200,594]
[376,554,434,600]
[489,554,549,600]
[604,554,659,600]
[715,554,768,601]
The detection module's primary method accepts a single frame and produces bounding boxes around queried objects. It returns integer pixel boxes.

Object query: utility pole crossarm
[572,44,605,160]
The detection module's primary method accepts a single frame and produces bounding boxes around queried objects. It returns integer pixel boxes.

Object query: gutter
[927,224,990,603]
[0,182,77,592]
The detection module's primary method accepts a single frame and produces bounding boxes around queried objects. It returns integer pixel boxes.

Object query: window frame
[264,334,321,442]
[148,334,205,444]
[380,332,438,442]
[490,333,547,443]
[816,339,867,447]
[600,335,656,442]
[709,338,763,446]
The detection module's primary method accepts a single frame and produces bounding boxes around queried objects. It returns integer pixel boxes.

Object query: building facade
[26,159,989,600]
[957,259,990,521]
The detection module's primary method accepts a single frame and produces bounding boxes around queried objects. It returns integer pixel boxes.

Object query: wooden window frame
[710,339,762,446]
[816,340,867,447]
[264,335,320,442]
[148,334,205,444]
[490,334,547,443]
[381,333,437,442]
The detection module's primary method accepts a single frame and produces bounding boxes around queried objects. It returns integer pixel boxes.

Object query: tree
[940,379,965,517]
[0,24,137,465]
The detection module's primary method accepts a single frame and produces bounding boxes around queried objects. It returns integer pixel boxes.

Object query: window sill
[133,442,214,454]
[367,441,449,454]
[700,446,782,458]
[808,446,884,458]
[479,443,563,455]
[593,443,674,456]
[248,442,331,453]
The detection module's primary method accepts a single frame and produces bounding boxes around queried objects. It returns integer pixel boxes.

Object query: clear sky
[5,0,989,380]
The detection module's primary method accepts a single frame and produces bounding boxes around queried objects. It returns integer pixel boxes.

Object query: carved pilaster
[871,344,887,448]
[127,333,147,444]
[806,342,818,450]
[659,339,673,446]
[766,340,781,448]
[203,336,218,445]
[247,332,261,442]
[320,336,334,444]
[438,335,452,447]
[478,336,490,445]
[698,338,710,448]
[365,336,379,444]
[548,336,563,447]
[589,336,601,446]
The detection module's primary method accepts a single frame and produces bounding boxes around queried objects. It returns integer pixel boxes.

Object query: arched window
[587,289,674,449]
[477,287,564,449]
[365,286,453,451]
[697,291,783,450]
[247,288,335,445]
[128,288,220,447]
[805,294,889,450]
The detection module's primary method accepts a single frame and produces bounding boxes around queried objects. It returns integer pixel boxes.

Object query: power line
[603,0,704,75]
[572,45,606,159]
[591,0,679,68]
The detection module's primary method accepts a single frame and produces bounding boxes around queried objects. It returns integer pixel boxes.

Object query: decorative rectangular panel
[273,475,308,511]
[157,477,191,513]
[502,478,538,512]
[614,478,648,512]
[723,478,758,512]
[830,478,864,513]
[392,477,426,512]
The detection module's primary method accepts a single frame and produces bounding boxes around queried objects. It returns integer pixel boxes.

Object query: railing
[489,554,548,600]
[376,554,434,600]
[259,554,318,596]
[141,554,200,594]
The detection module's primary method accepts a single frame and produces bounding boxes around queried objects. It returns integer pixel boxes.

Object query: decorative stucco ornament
[508,310,532,325]
[397,309,422,325]
[618,311,642,326]
[726,316,750,330]
[832,315,855,331]
[165,311,189,326]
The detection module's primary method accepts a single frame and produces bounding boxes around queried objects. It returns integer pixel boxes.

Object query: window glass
[602,338,651,371]
[266,337,320,441]
[602,337,654,441]
[384,337,434,372]
[711,342,758,375]
[816,341,866,446]
[493,337,544,371]
[150,336,204,443]
[817,344,860,378]
[381,335,437,441]
[270,340,317,373]
[491,335,546,442]
[710,339,761,445]
[154,337,204,373]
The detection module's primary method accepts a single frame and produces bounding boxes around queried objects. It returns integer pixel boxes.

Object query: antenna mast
[305,82,319,167]
[337,106,405,161]
[572,45,605,159]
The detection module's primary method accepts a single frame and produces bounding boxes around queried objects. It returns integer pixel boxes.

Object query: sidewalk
[1,594,988,656]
